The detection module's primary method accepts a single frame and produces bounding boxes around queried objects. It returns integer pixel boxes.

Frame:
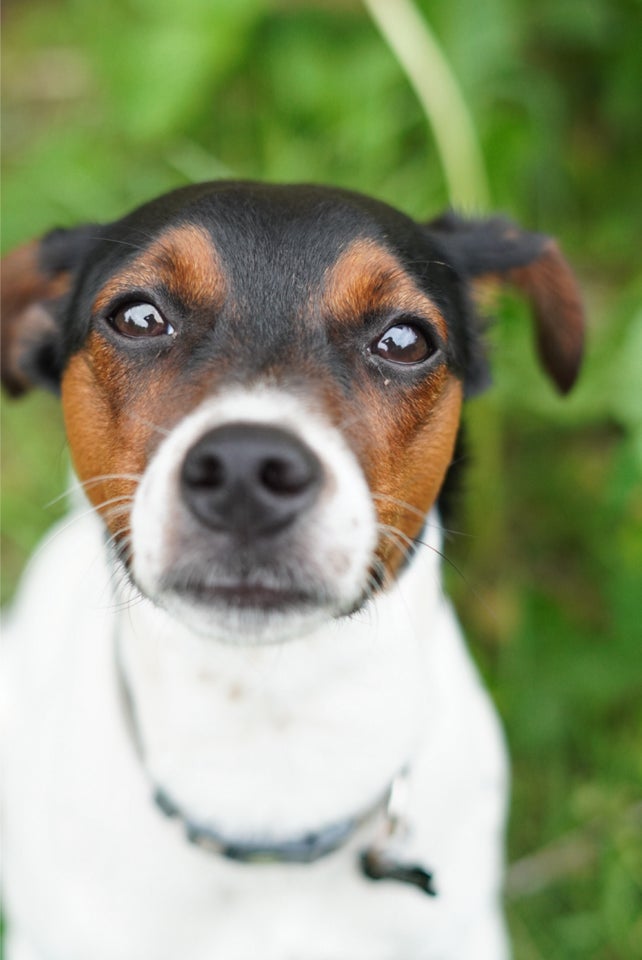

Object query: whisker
[103,522,132,542]
[97,543,144,612]
[125,411,170,437]
[377,520,469,590]
[105,523,134,565]
[376,518,496,624]
[372,493,427,521]
[28,498,126,562]
[91,494,136,514]
[377,523,417,566]
[45,474,142,509]
[372,492,470,539]
[97,581,146,614]
[102,504,133,522]
[377,522,416,550]
[86,225,160,252]
[86,236,146,252]
[412,533,478,597]
[31,494,138,566]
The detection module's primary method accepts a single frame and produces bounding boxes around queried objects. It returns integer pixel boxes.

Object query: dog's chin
[142,579,361,646]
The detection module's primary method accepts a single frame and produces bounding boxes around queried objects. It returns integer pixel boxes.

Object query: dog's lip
[165,578,322,612]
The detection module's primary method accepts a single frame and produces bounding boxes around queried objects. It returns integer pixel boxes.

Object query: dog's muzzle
[129,389,378,643]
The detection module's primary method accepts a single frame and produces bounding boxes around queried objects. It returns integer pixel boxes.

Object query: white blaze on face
[130,386,377,644]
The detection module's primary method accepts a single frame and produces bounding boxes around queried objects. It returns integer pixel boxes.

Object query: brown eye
[109,302,174,339]
[371,323,435,365]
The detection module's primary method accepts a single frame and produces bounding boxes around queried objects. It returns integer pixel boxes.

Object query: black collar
[154,780,390,865]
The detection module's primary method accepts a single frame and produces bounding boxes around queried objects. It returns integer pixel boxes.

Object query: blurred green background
[1,0,641,956]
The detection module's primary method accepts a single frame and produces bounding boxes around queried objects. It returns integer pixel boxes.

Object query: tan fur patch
[92,224,226,314]
[62,340,143,553]
[320,238,447,339]
[348,372,463,581]
[61,332,206,552]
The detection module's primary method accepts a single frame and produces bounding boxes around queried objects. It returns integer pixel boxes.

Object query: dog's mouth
[142,565,350,644]
[165,575,323,613]
[128,544,380,643]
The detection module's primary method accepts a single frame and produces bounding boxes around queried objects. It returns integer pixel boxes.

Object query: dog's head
[1,182,584,643]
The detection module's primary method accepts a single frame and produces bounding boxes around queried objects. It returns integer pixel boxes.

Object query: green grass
[2,1,641,956]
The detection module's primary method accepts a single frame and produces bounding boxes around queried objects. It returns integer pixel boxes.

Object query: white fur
[1,386,510,960]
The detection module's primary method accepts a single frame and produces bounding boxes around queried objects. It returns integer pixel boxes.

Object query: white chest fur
[2,510,509,960]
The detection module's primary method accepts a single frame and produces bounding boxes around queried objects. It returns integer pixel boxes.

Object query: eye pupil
[109,302,173,339]
[371,323,434,365]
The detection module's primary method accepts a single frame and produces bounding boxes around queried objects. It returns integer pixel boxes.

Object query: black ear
[1,224,100,395]
[427,212,585,394]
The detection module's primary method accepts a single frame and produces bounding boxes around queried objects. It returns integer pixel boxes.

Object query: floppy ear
[1,224,99,396]
[428,212,585,395]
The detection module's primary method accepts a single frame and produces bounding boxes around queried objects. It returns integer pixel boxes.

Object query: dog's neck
[115,516,449,837]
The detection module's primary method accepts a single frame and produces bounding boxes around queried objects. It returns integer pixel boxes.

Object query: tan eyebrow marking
[319,238,447,339]
[93,224,227,313]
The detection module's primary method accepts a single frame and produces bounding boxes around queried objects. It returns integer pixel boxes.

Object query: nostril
[183,453,225,490]
[260,456,313,496]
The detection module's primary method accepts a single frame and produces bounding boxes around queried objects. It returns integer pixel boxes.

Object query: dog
[0,181,584,960]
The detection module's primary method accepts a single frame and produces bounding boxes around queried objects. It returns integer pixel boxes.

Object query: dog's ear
[1,224,99,396]
[426,212,585,395]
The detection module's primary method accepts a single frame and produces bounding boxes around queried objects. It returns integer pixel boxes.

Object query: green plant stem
[363,0,489,211]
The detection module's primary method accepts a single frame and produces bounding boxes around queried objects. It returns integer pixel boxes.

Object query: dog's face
[1,182,584,643]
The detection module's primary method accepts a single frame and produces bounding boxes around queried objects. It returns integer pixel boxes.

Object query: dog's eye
[370,323,435,365]
[108,303,175,339]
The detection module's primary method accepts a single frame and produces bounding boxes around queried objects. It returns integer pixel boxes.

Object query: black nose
[180,423,323,537]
